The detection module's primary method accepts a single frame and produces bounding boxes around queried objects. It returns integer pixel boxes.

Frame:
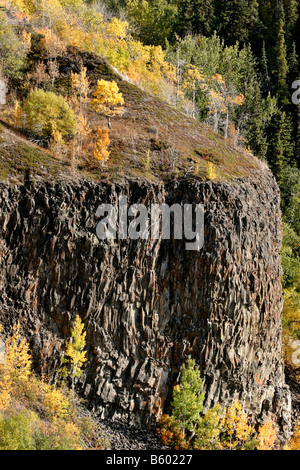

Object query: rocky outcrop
[0,166,292,440]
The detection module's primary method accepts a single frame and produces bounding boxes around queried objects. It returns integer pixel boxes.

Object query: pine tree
[176,0,214,38]
[266,109,295,184]
[214,0,259,46]
[171,359,205,442]
[283,0,298,44]
[275,17,289,105]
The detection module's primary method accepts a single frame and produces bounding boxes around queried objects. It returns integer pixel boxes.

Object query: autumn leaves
[70,67,124,167]
[91,78,124,167]
[0,317,102,449]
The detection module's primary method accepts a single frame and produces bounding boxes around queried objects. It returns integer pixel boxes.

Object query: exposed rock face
[0,167,291,439]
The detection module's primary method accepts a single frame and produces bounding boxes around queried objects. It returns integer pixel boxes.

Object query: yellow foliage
[60,314,87,389]
[0,323,31,411]
[14,100,22,127]
[290,421,300,450]
[0,322,104,449]
[221,401,255,449]
[0,374,12,412]
[93,128,110,165]
[50,121,63,145]
[257,418,278,450]
[39,28,66,59]
[212,73,226,85]
[4,323,31,384]
[70,67,90,110]
[206,161,217,180]
[103,17,128,42]
[230,93,246,106]
[19,30,31,52]
[91,79,124,122]
[182,65,204,91]
[43,388,69,418]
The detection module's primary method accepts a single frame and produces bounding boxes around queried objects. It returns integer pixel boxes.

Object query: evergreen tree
[283,0,299,45]
[266,109,295,183]
[261,40,271,93]
[275,18,289,105]
[171,359,205,441]
[176,0,214,38]
[213,0,259,46]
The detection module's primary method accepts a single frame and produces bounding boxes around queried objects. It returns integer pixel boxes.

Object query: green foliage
[282,222,300,290]
[171,359,205,439]
[159,361,272,450]
[22,89,77,139]
[0,409,40,450]
[0,12,27,78]
[176,0,214,38]
[194,403,223,450]
[280,166,300,236]
[125,0,178,46]
[214,0,259,46]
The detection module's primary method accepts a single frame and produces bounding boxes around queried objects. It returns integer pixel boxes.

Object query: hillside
[0,42,261,185]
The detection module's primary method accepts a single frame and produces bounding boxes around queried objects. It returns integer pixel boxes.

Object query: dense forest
[0,0,300,450]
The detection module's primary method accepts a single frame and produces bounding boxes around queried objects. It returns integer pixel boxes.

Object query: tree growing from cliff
[171,359,205,442]
[59,315,87,390]
[91,79,124,129]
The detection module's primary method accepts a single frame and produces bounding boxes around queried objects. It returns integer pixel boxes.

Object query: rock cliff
[0,164,292,439]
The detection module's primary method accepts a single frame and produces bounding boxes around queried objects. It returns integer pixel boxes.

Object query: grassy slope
[0,45,262,185]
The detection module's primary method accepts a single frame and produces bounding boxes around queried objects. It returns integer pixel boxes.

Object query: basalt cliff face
[0,165,292,439]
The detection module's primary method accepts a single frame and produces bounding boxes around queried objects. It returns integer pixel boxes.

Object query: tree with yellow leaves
[201,73,245,138]
[0,323,31,410]
[93,127,110,166]
[59,315,87,389]
[70,66,91,154]
[14,99,23,128]
[40,28,66,87]
[257,417,278,450]
[70,66,90,115]
[182,65,204,119]
[220,400,256,450]
[91,79,124,129]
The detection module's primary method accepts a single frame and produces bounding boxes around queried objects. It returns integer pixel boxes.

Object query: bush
[0,409,41,450]
[22,89,77,140]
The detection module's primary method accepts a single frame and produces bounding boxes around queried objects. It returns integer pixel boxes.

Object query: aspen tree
[91,79,124,129]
